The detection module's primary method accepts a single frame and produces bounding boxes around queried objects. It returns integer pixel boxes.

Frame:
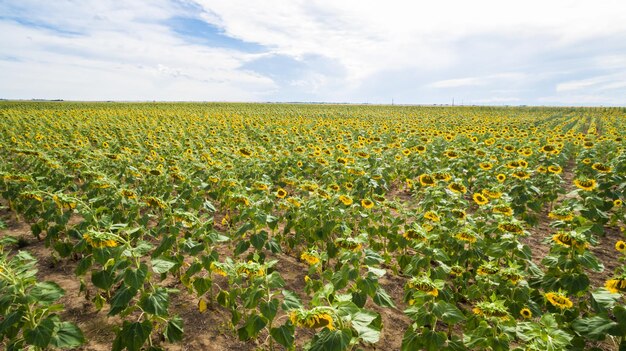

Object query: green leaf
[124,263,148,289]
[29,281,65,304]
[572,316,617,340]
[432,301,465,324]
[139,287,169,316]
[203,200,216,212]
[91,269,115,290]
[250,231,268,250]
[192,277,212,296]
[591,288,620,312]
[234,241,250,255]
[0,310,23,336]
[364,249,384,265]
[309,329,352,351]
[24,315,56,347]
[270,323,295,349]
[115,320,152,351]
[151,258,176,274]
[260,298,280,321]
[165,316,184,342]
[109,285,138,316]
[351,311,381,344]
[50,322,85,349]
[423,329,447,351]
[74,256,93,276]
[282,290,303,310]
[237,315,267,341]
[373,287,396,308]
[402,327,422,351]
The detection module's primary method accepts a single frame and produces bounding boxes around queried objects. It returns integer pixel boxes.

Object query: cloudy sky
[1,0,626,105]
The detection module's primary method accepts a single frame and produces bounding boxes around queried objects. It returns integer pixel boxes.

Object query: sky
[1,0,626,105]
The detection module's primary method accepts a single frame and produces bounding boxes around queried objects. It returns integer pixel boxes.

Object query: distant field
[1,102,625,350]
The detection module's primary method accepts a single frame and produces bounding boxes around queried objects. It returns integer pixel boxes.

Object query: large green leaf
[29,281,65,304]
[373,287,396,308]
[113,320,152,351]
[432,301,465,324]
[237,315,267,341]
[124,263,148,289]
[309,329,352,351]
[24,315,56,347]
[109,285,138,316]
[165,316,184,342]
[572,316,617,340]
[282,290,303,310]
[150,258,176,274]
[50,322,85,349]
[139,287,169,316]
[91,269,115,290]
[270,323,295,349]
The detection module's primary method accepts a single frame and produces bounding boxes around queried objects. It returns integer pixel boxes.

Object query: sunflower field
[1,101,625,351]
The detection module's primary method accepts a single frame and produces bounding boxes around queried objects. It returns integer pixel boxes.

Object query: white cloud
[1,0,626,104]
[0,1,275,100]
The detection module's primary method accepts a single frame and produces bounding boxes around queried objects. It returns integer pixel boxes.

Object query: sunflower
[276,188,287,198]
[403,228,427,241]
[145,196,167,209]
[496,174,506,183]
[548,210,574,221]
[545,291,573,309]
[473,193,489,206]
[300,252,321,265]
[477,263,499,276]
[492,205,513,216]
[424,211,440,222]
[120,189,137,200]
[472,301,510,321]
[82,230,118,249]
[605,278,626,294]
[287,197,302,208]
[482,189,502,199]
[448,182,467,194]
[511,170,530,180]
[520,308,532,319]
[418,174,436,187]
[479,162,493,170]
[541,144,556,153]
[547,165,562,174]
[406,178,414,189]
[361,199,374,209]
[450,209,467,220]
[239,148,252,157]
[290,308,335,330]
[407,276,439,297]
[455,231,477,244]
[592,163,612,173]
[445,150,459,159]
[582,158,591,165]
[339,195,353,206]
[615,199,623,208]
[210,262,228,277]
[583,141,594,149]
[498,222,524,234]
[573,178,597,191]
[616,240,626,252]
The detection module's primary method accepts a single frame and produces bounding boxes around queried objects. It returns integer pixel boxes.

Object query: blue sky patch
[166,17,266,53]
